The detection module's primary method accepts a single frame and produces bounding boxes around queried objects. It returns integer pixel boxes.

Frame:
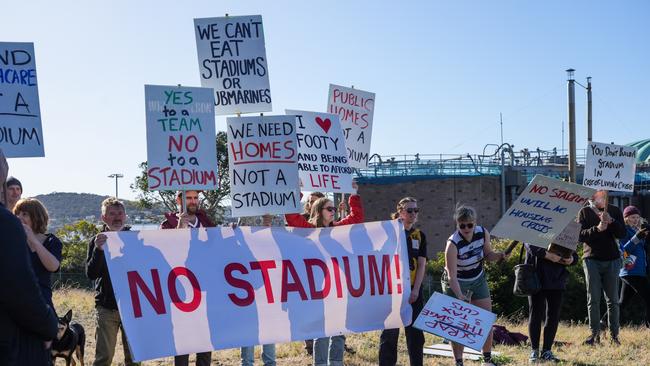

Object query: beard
[186,204,198,214]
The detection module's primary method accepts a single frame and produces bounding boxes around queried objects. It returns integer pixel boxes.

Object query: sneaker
[540,350,560,363]
[529,349,539,363]
[344,344,356,354]
[455,361,464,366]
[611,336,621,345]
[583,334,600,345]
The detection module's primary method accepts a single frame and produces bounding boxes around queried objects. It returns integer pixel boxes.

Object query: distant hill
[33,192,167,230]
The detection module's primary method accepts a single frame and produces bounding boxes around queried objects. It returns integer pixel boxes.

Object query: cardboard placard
[583,141,637,192]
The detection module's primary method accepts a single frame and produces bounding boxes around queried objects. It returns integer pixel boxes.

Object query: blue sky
[2,0,648,200]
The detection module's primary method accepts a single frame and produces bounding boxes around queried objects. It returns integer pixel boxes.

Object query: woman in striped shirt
[442,206,506,366]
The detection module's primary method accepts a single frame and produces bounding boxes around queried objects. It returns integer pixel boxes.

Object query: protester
[442,205,506,366]
[618,206,650,327]
[285,187,363,366]
[579,190,626,345]
[302,191,325,221]
[161,190,214,366]
[525,242,578,363]
[13,198,63,312]
[86,197,139,366]
[5,176,22,212]
[378,197,428,366]
[0,148,58,366]
[237,214,282,366]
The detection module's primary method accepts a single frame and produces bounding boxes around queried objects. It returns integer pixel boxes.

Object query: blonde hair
[14,198,49,234]
[101,197,125,216]
[454,205,476,222]
[392,197,417,219]
[308,197,333,227]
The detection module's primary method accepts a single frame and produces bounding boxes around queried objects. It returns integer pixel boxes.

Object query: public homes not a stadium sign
[145,85,218,191]
[103,220,412,361]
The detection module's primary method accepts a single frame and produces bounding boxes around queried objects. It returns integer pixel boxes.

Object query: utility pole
[566,69,577,183]
[587,76,592,143]
[108,173,124,198]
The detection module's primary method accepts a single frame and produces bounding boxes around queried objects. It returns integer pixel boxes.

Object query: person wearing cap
[5,176,22,212]
[160,190,214,366]
[618,206,650,327]
[578,190,626,345]
[160,190,215,229]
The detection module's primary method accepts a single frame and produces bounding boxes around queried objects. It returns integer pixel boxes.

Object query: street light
[107,173,124,198]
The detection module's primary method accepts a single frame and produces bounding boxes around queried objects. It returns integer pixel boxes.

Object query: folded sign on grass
[104,220,411,361]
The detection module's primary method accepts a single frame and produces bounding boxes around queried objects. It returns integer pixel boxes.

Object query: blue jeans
[240,344,276,366]
[313,335,344,366]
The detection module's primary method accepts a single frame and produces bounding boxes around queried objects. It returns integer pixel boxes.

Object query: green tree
[131,131,230,223]
[56,220,100,272]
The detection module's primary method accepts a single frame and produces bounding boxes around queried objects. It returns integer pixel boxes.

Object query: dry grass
[54,288,650,366]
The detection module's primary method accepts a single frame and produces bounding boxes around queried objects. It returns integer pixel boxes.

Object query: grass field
[53,288,649,366]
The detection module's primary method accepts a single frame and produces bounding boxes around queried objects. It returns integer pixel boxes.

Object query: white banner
[583,141,637,193]
[104,220,412,361]
[226,115,301,216]
[327,84,375,169]
[491,175,595,247]
[194,15,272,115]
[414,292,496,351]
[285,109,355,193]
[145,85,218,191]
[0,42,44,157]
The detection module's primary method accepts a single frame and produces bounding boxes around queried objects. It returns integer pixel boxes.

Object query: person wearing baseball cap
[5,176,22,212]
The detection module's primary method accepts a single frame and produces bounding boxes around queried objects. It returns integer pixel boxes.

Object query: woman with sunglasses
[284,188,363,366]
[442,206,506,366]
[379,197,428,366]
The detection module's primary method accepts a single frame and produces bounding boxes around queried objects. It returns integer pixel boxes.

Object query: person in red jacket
[160,190,215,229]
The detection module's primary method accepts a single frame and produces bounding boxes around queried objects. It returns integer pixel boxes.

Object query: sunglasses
[323,207,337,212]
[458,223,474,230]
[403,208,420,214]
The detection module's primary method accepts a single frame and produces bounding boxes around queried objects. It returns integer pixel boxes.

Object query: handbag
[513,243,541,296]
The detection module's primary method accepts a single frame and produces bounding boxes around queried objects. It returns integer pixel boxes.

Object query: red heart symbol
[315,117,331,133]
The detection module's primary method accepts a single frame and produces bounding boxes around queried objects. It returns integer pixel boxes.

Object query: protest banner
[285,109,355,193]
[327,84,375,169]
[194,15,271,115]
[414,292,496,351]
[103,220,411,361]
[145,85,218,191]
[583,141,637,193]
[0,42,44,157]
[227,115,300,216]
[491,175,596,248]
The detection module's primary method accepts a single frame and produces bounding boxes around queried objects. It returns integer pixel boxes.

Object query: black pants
[174,352,212,366]
[378,294,424,366]
[620,275,650,326]
[528,289,563,351]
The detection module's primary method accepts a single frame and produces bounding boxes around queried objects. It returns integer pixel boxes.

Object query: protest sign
[552,220,581,251]
[285,109,355,193]
[327,84,375,169]
[145,85,218,191]
[414,292,496,351]
[0,42,44,157]
[491,175,595,247]
[583,141,637,193]
[103,220,411,361]
[194,15,271,115]
[227,115,300,216]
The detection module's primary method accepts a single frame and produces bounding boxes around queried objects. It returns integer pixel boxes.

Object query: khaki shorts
[441,271,490,300]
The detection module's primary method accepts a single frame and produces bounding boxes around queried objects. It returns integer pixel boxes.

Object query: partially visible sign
[194,15,271,115]
[0,42,44,157]
[491,175,595,247]
[327,84,375,169]
[414,292,496,351]
[552,220,581,251]
[583,141,637,192]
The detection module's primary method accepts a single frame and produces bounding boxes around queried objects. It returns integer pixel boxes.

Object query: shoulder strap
[518,243,525,264]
